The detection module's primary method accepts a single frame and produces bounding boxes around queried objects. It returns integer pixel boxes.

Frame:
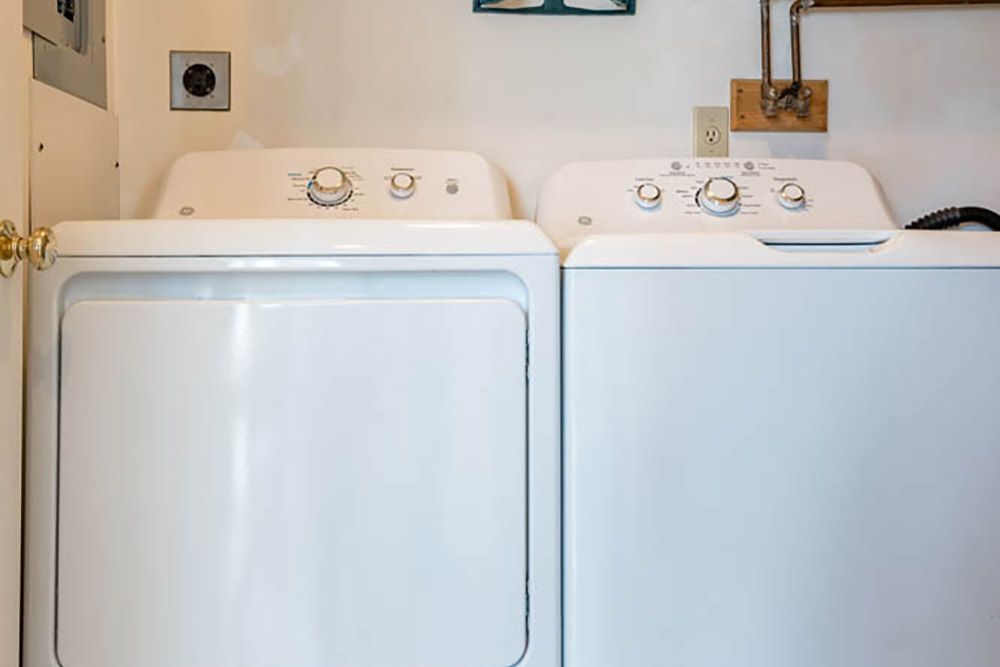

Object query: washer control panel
[153,148,513,220]
[537,158,896,248]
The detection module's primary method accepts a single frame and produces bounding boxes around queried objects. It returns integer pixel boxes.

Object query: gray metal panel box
[24,0,82,51]
[27,0,108,109]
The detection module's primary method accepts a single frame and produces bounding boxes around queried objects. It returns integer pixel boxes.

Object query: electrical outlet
[170,51,231,111]
[693,106,729,158]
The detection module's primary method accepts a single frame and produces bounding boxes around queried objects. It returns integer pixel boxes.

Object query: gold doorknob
[0,219,58,278]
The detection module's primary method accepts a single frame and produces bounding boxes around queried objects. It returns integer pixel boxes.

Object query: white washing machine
[538,158,1000,667]
[22,148,561,667]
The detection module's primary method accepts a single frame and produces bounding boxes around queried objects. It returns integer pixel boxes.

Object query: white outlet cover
[170,51,231,111]
[693,106,729,158]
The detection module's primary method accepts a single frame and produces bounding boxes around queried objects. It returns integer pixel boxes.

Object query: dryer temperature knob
[390,173,417,199]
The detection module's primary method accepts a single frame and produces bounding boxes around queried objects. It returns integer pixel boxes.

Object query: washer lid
[51,219,557,257]
[564,231,1000,269]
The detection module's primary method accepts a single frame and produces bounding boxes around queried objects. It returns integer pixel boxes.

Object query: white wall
[31,81,120,229]
[116,1,1000,221]
[28,0,120,230]
[0,0,27,663]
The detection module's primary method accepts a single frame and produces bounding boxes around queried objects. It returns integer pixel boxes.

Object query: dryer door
[57,297,528,667]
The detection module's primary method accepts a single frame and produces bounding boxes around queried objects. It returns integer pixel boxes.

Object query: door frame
[1,0,30,665]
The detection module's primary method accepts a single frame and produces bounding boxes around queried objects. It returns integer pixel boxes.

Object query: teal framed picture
[474,0,635,15]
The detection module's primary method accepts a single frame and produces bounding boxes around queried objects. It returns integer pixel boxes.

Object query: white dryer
[23,149,560,667]
[538,158,1000,667]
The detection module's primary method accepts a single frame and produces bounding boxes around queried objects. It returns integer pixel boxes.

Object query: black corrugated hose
[906,207,1000,231]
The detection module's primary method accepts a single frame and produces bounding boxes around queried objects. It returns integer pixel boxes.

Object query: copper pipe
[760,0,779,115]
[811,0,999,6]
[790,1,807,90]
[789,0,1000,115]
[787,0,813,116]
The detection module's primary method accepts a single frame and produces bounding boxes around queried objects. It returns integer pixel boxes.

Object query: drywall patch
[30,80,119,228]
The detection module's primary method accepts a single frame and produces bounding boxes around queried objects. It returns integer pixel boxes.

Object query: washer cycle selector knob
[390,172,417,199]
[308,167,353,207]
[635,183,663,210]
[700,178,741,217]
[779,182,807,210]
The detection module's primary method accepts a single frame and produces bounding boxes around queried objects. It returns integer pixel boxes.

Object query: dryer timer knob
[308,167,353,207]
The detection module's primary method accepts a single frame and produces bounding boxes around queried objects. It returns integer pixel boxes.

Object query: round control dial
[779,182,807,210]
[390,172,416,199]
[700,178,741,217]
[308,167,353,207]
[635,183,663,210]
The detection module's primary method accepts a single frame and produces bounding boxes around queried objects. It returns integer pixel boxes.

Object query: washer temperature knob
[635,183,663,210]
[308,167,353,207]
[700,178,741,217]
[779,182,807,210]
[390,172,417,199]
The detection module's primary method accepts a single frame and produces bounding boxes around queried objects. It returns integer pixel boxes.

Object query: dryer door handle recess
[0,220,58,277]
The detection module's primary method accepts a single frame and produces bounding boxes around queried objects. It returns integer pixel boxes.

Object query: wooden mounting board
[731,79,829,133]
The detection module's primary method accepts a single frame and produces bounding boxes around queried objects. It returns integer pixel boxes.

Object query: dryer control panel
[536,158,896,250]
[153,148,513,221]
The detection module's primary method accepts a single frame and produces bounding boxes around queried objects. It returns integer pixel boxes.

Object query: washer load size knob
[308,167,353,207]
[635,183,663,210]
[700,178,741,217]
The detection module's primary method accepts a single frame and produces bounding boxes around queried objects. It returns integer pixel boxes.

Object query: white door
[0,0,27,664]
[57,296,529,667]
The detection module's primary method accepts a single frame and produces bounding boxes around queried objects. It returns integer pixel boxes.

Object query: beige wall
[117,1,1000,221]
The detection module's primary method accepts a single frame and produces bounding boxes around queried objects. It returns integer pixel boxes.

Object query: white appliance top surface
[51,219,556,257]
[153,148,514,221]
[563,230,1000,269]
[536,158,911,263]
